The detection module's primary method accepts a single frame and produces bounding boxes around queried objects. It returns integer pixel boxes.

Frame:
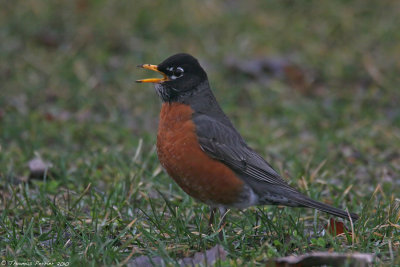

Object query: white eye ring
[170,67,184,80]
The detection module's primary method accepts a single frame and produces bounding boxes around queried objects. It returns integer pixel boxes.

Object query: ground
[1,1,399,266]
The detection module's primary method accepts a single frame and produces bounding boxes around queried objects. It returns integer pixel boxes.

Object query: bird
[136,53,359,229]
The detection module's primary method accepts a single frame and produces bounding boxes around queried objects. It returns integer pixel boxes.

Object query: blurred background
[2,0,400,178]
[0,0,400,199]
[1,0,400,263]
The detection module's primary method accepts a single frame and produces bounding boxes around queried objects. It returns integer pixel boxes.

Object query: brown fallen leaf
[75,0,90,12]
[363,54,384,87]
[44,112,56,121]
[180,245,227,266]
[34,30,63,48]
[340,145,363,164]
[42,110,72,122]
[224,56,316,95]
[28,157,52,179]
[266,252,374,267]
[128,245,227,267]
[325,218,347,236]
[127,255,163,267]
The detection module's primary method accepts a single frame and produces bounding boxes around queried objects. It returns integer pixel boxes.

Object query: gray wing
[193,114,297,193]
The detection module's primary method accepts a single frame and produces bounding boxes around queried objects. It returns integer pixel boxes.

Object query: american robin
[136,53,359,226]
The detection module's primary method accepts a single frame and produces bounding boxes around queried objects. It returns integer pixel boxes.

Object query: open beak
[136,64,169,83]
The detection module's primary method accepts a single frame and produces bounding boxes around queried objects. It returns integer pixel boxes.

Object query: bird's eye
[173,67,184,77]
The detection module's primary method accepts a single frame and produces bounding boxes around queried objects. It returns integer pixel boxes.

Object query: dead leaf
[324,218,347,236]
[44,112,56,121]
[42,110,72,122]
[225,56,315,95]
[267,252,374,267]
[75,0,90,12]
[128,255,163,267]
[128,245,227,267]
[363,54,384,87]
[28,157,52,179]
[34,30,63,48]
[180,244,227,266]
[340,145,363,164]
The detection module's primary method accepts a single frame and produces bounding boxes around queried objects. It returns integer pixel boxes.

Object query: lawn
[1,0,400,266]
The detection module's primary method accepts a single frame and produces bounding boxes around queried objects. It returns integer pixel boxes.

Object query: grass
[1,0,400,266]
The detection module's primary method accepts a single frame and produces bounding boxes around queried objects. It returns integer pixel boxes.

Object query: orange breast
[156,102,245,206]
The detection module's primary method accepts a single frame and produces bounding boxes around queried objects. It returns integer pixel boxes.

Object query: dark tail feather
[292,194,359,221]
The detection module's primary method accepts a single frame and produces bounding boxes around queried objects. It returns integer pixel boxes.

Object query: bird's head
[137,53,208,102]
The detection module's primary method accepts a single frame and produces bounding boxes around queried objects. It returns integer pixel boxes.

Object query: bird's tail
[291,193,359,221]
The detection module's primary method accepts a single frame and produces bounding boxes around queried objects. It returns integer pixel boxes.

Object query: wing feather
[194,114,292,189]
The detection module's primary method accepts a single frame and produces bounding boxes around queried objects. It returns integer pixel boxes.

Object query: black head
[137,53,208,102]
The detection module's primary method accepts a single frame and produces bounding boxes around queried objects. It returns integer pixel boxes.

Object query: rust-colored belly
[156,102,244,206]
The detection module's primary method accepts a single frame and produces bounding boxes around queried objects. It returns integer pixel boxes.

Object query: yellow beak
[136,64,169,83]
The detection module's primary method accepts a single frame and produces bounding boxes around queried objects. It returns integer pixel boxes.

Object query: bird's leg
[208,207,217,227]
[255,211,259,236]
[218,207,228,241]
